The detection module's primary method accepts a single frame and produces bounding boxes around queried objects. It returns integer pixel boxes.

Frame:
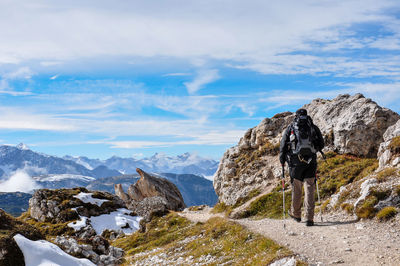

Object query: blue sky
[0,0,400,160]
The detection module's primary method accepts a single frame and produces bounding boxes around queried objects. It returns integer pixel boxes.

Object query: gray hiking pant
[291,178,315,222]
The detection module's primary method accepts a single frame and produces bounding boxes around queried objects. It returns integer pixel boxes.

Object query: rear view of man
[279,109,324,226]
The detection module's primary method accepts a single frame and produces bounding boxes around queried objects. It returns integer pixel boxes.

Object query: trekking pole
[281,164,286,229]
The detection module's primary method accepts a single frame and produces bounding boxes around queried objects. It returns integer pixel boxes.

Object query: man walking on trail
[279,109,324,226]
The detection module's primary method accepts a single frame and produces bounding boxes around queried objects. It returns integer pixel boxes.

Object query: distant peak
[16,143,30,150]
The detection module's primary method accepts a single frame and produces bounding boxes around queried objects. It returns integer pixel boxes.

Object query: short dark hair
[296,108,307,116]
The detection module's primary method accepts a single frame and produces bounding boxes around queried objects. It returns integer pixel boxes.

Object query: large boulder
[378,119,400,169]
[214,93,400,206]
[115,168,186,221]
[303,93,399,157]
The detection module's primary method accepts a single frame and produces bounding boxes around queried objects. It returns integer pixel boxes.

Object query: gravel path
[180,208,400,266]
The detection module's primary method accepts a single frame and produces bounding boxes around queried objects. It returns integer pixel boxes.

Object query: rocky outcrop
[378,119,400,169]
[29,188,124,223]
[115,168,186,221]
[55,235,124,265]
[214,94,400,206]
[303,93,399,157]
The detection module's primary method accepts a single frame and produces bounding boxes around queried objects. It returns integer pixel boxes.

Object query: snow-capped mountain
[65,152,219,177]
[0,144,120,179]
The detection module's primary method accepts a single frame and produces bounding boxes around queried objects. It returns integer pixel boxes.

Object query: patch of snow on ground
[13,234,95,266]
[90,208,142,235]
[73,192,109,207]
[68,216,88,231]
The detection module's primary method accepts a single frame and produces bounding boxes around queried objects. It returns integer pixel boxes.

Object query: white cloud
[106,130,245,148]
[162,73,191,77]
[184,69,220,94]
[0,170,41,193]
[0,0,397,78]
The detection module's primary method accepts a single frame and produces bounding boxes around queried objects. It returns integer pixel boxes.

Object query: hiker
[279,108,324,226]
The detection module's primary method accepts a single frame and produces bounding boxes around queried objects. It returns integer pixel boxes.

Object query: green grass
[376,167,399,182]
[317,153,378,199]
[355,189,391,219]
[211,202,233,217]
[233,189,262,208]
[238,191,291,219]
[377,207,398,221]
[389,136,400,155]
[113,212,295,265]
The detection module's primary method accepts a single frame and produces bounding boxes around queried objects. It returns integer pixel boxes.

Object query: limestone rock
[115,168,186,221]
[303,93,399,157]
[214,94,399,206]
[378,119,400,169]
[55,235,124,265]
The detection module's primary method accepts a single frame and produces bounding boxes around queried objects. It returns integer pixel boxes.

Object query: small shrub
[355,195,378,219]
[340,203,354,214]
[320,199,330,212]
[377,207,398,221]
[211,202,233,216]
[388,136,400,155]
[376,167,398,182]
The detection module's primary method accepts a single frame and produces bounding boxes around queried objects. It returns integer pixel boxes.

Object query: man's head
[295,108,307,117]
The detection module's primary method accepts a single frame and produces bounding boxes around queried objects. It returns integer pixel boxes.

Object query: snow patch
[68,216,88,231]
[16,143,30,150]
[73,192,109,207]
[89,208,142,235]
[13,234,95,266]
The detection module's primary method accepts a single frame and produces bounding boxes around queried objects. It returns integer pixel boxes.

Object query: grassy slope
[113,212,300,265]
[223,152,380,220]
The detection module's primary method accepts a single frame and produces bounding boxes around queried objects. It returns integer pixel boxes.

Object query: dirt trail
[180,208,400,266]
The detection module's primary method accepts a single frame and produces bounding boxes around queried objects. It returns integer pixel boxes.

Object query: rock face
[378,119,400,169]
[303,93,399,157]
[214,94,400,206]
[115,168,186,221]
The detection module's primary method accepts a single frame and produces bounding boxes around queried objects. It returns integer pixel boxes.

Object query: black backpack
[289,115,317,159]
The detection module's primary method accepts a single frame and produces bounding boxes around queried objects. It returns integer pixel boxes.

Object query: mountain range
[63,152,218,177]
[0,144,218,180]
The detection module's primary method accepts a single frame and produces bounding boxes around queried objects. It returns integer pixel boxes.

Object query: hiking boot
[288,212,301,222]
[306,220,314,226]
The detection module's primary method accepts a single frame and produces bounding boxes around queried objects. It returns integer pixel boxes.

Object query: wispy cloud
[162,73,191,77]
[1,1,397,78]
[105,130,245,148]
[184,69,220,94]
